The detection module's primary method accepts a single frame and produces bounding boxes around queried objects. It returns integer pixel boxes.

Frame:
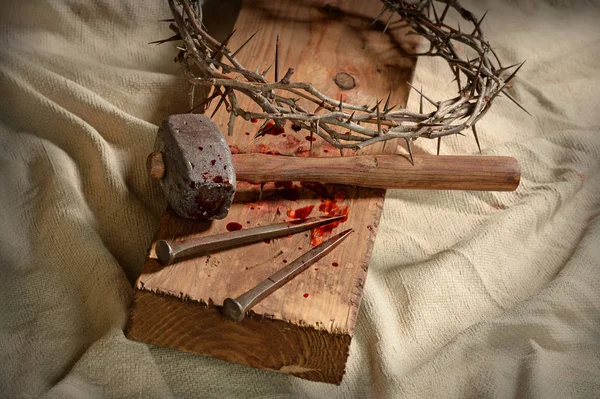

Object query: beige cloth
[1,0,599,397]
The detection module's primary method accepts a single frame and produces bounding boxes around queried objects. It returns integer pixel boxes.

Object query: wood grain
[126,0,422,384]
[233,153,521,191]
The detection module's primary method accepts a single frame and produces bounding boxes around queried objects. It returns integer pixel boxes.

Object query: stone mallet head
[147,114,521,221]
[147,114,236,220]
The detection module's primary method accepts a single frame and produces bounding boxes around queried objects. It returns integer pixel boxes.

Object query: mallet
[147,114,520,220]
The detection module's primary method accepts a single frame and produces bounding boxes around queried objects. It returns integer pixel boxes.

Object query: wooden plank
[126,0,421,384]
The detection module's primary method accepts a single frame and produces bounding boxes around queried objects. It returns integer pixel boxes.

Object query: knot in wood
[333,72,355,90]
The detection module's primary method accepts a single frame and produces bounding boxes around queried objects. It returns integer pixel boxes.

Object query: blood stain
[250,118,258,123]
[245,132,250,135]
[212,176,223,183]
[314,268,318,271]
[319,199,339,213]
[226,222,243,232]
[303,293,309,298]
[323,149,329,153]
[198,146,203,151]
[264,239,271,244]
[287,205,315,219]
[300,181,332,200]
[250,206,255,210]
[210,160,216,166]
[283,259,288,263]
[298,247,302,250]
[259,121,286,136]
[305,135,316,142]
[247,221,250,224]
[332,262,339,267]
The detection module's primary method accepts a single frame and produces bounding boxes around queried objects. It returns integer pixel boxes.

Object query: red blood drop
[303,293,309,298]
[298,247,302,250]
[210,160,216,166]
[250,206,255,210]
[314,268,318,271]
[305,135,316,142]
[286,205,315,220]
[245,132,250,135]
[198,146,203,151]
[226,222,243,232]
[250,118,258,123]
[247,221,250,224]
[264,239,271,244]
[332,262,339,267]
[283,259,288,263]
[323,149,329,153]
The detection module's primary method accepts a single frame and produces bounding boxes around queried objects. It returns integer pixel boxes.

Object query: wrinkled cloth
[1,0,599,397]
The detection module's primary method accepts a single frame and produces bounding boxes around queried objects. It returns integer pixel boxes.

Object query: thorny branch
[161,0,527,162]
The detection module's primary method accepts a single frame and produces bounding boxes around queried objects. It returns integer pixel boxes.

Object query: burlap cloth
[1,0,598,397]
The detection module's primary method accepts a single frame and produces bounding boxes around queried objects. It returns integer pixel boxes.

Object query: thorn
[419,86,424,114]
[211,29,236,59]
[407,82,436,106]
[372,5,388,26]
[231,30,258,58]
[471,50,487,97]
[383,12,394,34]
[370,99,382,112]
[457,21,461,33]
[405,138,414,165]
[275,34,280,82]
[186,90,221,113]
[210,89,230,118]
[503,60,526,84]
[431,1,440,24]
[339,94,343,112]
[149,33,181,45]
[314,100,325,114]
[254,64,260,75]
[261,61,274,77]
[376,103,382,136]
[502,89,532,116]
[472,10,488,35]
[346,111,356,124]
[499,62,523,73]
[472,125,481,153]
[440,1,452,23]
[383,90,392,112]
[437,137,441,155]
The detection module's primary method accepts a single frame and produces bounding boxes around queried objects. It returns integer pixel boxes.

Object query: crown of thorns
[160,0,527,162]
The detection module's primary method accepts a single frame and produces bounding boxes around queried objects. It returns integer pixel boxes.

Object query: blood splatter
[332,262,339,267]
[250,118,258,123]
[305,135,316,142]
[210,160,216,166]
[274,181,300,201]
[259,121,286,136]
[319,199,339,213]
[300,181,332,200]
[303,293,309,298]
[310,206,349,246]
[226,222,243,232]
[286,205,314,219]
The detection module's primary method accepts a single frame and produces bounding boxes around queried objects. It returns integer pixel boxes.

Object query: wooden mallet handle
[233,154,520,191]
